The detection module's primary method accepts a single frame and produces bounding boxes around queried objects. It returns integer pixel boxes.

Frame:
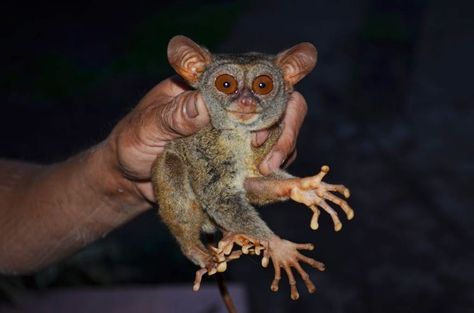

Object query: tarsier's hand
[291,165,354,231]
[107,77,308,202]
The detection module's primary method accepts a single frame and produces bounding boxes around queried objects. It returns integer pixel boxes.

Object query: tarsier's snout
[226,88,262,123]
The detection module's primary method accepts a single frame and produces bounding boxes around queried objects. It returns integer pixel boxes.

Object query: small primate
[152,35,354,300]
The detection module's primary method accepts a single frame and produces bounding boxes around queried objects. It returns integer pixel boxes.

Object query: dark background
[1,0,473,312]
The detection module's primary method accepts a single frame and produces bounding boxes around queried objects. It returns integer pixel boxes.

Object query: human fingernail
[185,96,199,118]
[268,151,284,172]
[254,131,267,146]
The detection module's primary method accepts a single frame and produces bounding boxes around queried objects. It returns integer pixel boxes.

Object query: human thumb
[155,90,209,140]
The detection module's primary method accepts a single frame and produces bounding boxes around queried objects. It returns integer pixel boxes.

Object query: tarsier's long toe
[217,232,265,256]
[291,165,355,231]
[192,248,242,291]
[193,232,267,292]
[260,236,325,300]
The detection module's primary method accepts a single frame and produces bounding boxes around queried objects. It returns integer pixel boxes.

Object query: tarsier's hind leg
[153,151,240,290]
[154,151,209,265]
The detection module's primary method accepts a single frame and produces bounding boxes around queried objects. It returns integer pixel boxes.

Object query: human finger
[259,91,307,174]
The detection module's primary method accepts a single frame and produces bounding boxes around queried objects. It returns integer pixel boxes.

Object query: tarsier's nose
[239,95,256,107]
[227,88,260,123]
[238,88,257,109]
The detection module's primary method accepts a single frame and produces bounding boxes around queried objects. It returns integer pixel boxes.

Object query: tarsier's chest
[172,127,260,194]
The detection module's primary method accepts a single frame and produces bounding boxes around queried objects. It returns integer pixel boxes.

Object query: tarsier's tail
[216,272,238,313]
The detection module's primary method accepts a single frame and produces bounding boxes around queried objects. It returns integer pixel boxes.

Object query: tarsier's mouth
[225,110,261,123]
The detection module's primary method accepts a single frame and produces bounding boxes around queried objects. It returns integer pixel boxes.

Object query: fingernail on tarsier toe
[153,35,355,303]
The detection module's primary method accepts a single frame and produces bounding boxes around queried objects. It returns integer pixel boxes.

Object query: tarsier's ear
[167,35,212,85]
[275,42,318,88]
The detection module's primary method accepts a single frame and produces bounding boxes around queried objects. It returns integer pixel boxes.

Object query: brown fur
[152,36,317,267]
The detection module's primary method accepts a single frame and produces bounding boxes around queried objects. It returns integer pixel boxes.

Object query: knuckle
[292,92,308,114]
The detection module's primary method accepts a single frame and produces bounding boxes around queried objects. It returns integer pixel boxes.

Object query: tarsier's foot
[192,247,242,291]
[291,165,354,231]
[217,232,266,256]
[260,236,325,300]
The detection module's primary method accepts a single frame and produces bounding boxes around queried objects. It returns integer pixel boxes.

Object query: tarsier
[152,35,354,300]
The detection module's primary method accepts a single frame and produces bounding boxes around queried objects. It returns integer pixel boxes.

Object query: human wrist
[84,139,151,213]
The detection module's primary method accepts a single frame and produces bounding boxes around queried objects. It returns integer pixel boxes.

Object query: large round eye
[215,74,238,94]
[252,75,273,95]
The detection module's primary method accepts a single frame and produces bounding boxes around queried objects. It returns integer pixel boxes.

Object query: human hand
[253,91,308,175]
[107,77,209,202]
[106,78,307,203]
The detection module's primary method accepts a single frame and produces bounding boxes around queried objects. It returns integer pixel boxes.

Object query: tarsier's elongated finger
[208,245,219,253]
[217,240,234,255]
[208,246,226,263]
[193,268,208,291]
[254,244,265,256]
[270,262,281,292]
[310,205,321,230]
[294,243,314,251]
[297,253,326,271]
[318,199,342,231]
[301,165,330,189]
[292,261,316,293]
[216,250,243,272]
[217,262,227,272]
[227,250,243,261]
[323,191,355,220]
[321,182,350,198]
[223,243,235,255]
[283,264,300,300]
[261,247,270,267]
[242,244,253,254]
[208,266,217,275]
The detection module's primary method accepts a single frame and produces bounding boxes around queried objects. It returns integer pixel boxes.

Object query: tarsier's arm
[245,167,354,232]
[246,125,354,231]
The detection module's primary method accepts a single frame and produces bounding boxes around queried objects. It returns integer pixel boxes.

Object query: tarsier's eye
[215,74,238,94]
[252,75,273,95]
